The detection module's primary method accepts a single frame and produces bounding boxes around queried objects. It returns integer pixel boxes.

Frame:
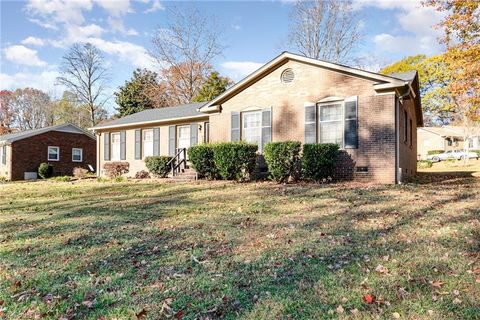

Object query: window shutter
[168,125,176,156]
[1,146,6,165]
[344,97,358,148]
[231,112,240,142]
[190,124,198,147]
[304,103,317,144]
[135,129,141,159]
[261,107,272,152]
[104,132,110,161]
[153,128,160,156]
[120,131,126,160]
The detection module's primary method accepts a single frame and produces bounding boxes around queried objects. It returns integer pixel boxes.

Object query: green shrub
[213,142,258,181]
[472,149,480,157]
[38,162,53,179]
[417,160,433,169]
[144,156,172,178]
[188,144,218,180]
[114,176,126,183]
[103,161,129,178]
[301,144,340,182]
[263,141,302,183]
[51,176,71,182]
[427,150,444,155]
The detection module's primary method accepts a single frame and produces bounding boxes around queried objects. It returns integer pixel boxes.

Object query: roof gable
[198,51,409,113]
[0,124,95,144]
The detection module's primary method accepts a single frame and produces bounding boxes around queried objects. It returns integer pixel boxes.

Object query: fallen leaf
[375,264,388,274]
[136,308,147,319]
[392,312,401,319]
[363,294,375,304]
[174,310,183,319]
[430,280,445,288]
[336,305,344,314]
[453,298,462,305]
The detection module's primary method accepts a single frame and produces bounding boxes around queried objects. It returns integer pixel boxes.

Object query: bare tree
[288,0,361,64]
[9,88,54,131]
[57,43,109,126]
[150,6,225,105]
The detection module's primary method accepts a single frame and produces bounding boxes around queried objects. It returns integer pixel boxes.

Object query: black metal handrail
[167,148,187,176]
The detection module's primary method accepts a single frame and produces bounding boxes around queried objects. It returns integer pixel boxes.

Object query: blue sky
[0,0,445,113]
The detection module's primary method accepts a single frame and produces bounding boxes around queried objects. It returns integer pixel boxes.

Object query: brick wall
[10,131,96,180]
[210,60,398,183]
[398,97,418,181]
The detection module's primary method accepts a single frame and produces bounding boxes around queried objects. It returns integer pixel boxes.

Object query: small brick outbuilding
[0,123,96,181]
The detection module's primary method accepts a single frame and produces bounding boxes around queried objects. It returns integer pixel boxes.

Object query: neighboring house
[91,52,422,184]
[417,126,480,159]
[0,124,96,181]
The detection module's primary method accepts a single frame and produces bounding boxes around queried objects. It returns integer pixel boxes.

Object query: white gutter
[89,114,209,131]
[395,96,401,184]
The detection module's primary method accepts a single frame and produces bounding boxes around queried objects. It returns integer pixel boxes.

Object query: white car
[427,150,479,162]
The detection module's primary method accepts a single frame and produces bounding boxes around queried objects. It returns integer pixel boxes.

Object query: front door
[177,125,191,159]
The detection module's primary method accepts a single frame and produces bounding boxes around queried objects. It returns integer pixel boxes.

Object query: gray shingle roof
[0,123,94,144]
[91,102,207,130]
[387,70,417,82]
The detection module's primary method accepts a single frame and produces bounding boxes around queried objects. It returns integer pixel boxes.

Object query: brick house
[0,123,96,181]
[91,52,422,184]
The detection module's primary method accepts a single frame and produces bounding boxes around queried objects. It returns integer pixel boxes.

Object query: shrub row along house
[0,124,96,181]
[91,52,422,184]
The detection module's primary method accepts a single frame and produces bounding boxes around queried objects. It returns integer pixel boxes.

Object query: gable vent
[281,68,294,83]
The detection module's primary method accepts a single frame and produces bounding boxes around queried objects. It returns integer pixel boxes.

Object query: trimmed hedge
[264,141,301,183]
[213,142,258,181]
[301,143,340,182]
[188,144,218,180]
[103,161,129,178]
[427,150,444,155]
[38,162,53,179]
[417,160,433,169]
[145,156,172,178]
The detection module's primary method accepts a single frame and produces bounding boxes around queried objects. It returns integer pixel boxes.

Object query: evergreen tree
[192,71,232,103]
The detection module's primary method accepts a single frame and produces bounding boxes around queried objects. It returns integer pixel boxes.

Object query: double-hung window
[111,133,121,160]
[143,129,154,157]
[48,146,60,161]
[242,111,262,147]
[72,148,83,162]
[318,103,343,145]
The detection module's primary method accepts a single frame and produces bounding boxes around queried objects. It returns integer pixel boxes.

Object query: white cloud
[106,16,138,36]
[21,36,45,46]
[373,33,441,56]
[94,0,132,16]
[221,61,263,81]
[144,0,164,13]
[3,45,47,67]
[26,0,93,28]
[0,70,60,92]
[86,38,156,69]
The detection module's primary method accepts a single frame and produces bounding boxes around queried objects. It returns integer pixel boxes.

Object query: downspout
[396,89,410,184]
[395,96,400,184]
[94,130,100,177]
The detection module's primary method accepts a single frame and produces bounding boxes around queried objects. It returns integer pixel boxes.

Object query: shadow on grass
[1,178,479,319]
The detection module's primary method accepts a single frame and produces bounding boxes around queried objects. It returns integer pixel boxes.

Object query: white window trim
[110,132,121,161]
[316,96,358,149]
[142,128,154,158]
[48,146,60,161]
[317,101,345,147]
[72,148,83,162]
[241,110,262,146]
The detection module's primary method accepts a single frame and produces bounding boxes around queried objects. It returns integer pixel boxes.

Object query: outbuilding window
[72,148,83,162]
[48,146,60,161]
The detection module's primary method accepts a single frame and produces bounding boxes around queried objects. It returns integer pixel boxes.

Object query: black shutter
[304,103,317,144]
[231,112,240,142]
[153,128,160,156]
[135,129,141,159]
[120,131,126,160]
[168,125,176,156]
[344,97,358,148]
[190,124,198,147]
[104,132,110,161]
[261,107,272,152]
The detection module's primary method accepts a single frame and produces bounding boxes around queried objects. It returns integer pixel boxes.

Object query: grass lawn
[418,158,480,177]
[1,176,479,319]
